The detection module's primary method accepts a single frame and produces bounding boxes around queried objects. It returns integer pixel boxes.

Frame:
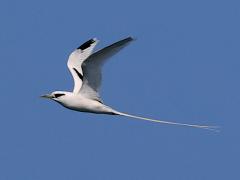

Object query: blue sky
[0,0,239,179]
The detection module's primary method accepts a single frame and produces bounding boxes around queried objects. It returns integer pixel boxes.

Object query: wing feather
[67,38,99,93]
[80,37,134,100]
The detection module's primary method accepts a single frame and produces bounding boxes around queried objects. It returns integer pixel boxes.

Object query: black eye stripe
[54,93,65,98]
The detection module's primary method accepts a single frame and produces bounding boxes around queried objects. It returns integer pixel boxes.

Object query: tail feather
[115,112,219,132]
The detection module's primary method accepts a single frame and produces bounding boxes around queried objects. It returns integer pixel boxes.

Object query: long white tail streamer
[116,112,219,132]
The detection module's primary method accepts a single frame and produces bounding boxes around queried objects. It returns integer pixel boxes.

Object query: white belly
[60,95,116,114]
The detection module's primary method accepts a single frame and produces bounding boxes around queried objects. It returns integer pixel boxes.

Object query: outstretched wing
[79,37,134,102]
[67,38,99,93]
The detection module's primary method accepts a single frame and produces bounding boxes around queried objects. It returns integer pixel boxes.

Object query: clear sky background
[0,0,239,179]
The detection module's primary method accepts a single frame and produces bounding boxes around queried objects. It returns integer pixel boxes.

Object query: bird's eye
[54,93,65,98]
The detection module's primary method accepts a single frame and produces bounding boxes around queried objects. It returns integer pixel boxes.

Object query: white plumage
[42,37,218,131]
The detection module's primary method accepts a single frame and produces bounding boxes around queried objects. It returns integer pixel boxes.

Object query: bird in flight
[42,37,218,131]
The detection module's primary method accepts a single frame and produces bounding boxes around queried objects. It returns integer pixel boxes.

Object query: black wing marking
[73,68,83,81]
[77,39,96,50]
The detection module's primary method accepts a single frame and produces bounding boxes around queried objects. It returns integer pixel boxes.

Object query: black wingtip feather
[77,38,96,50]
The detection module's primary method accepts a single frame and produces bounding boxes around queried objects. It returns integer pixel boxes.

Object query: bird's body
[42,37,218,131]
[54,91,116,114]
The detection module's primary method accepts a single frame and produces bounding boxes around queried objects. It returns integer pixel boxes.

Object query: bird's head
[41,91,69,102]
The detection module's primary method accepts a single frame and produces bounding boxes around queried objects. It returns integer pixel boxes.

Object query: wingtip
[117,36,136,45]
[93,37,99,42]
[125,36,136,42]
[77,38,98,50]
[128,36,137,41]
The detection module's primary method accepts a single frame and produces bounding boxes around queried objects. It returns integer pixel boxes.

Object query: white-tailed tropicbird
[42,37,218,131]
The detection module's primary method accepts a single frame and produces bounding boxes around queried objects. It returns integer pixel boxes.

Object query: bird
[41,37,218,131]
